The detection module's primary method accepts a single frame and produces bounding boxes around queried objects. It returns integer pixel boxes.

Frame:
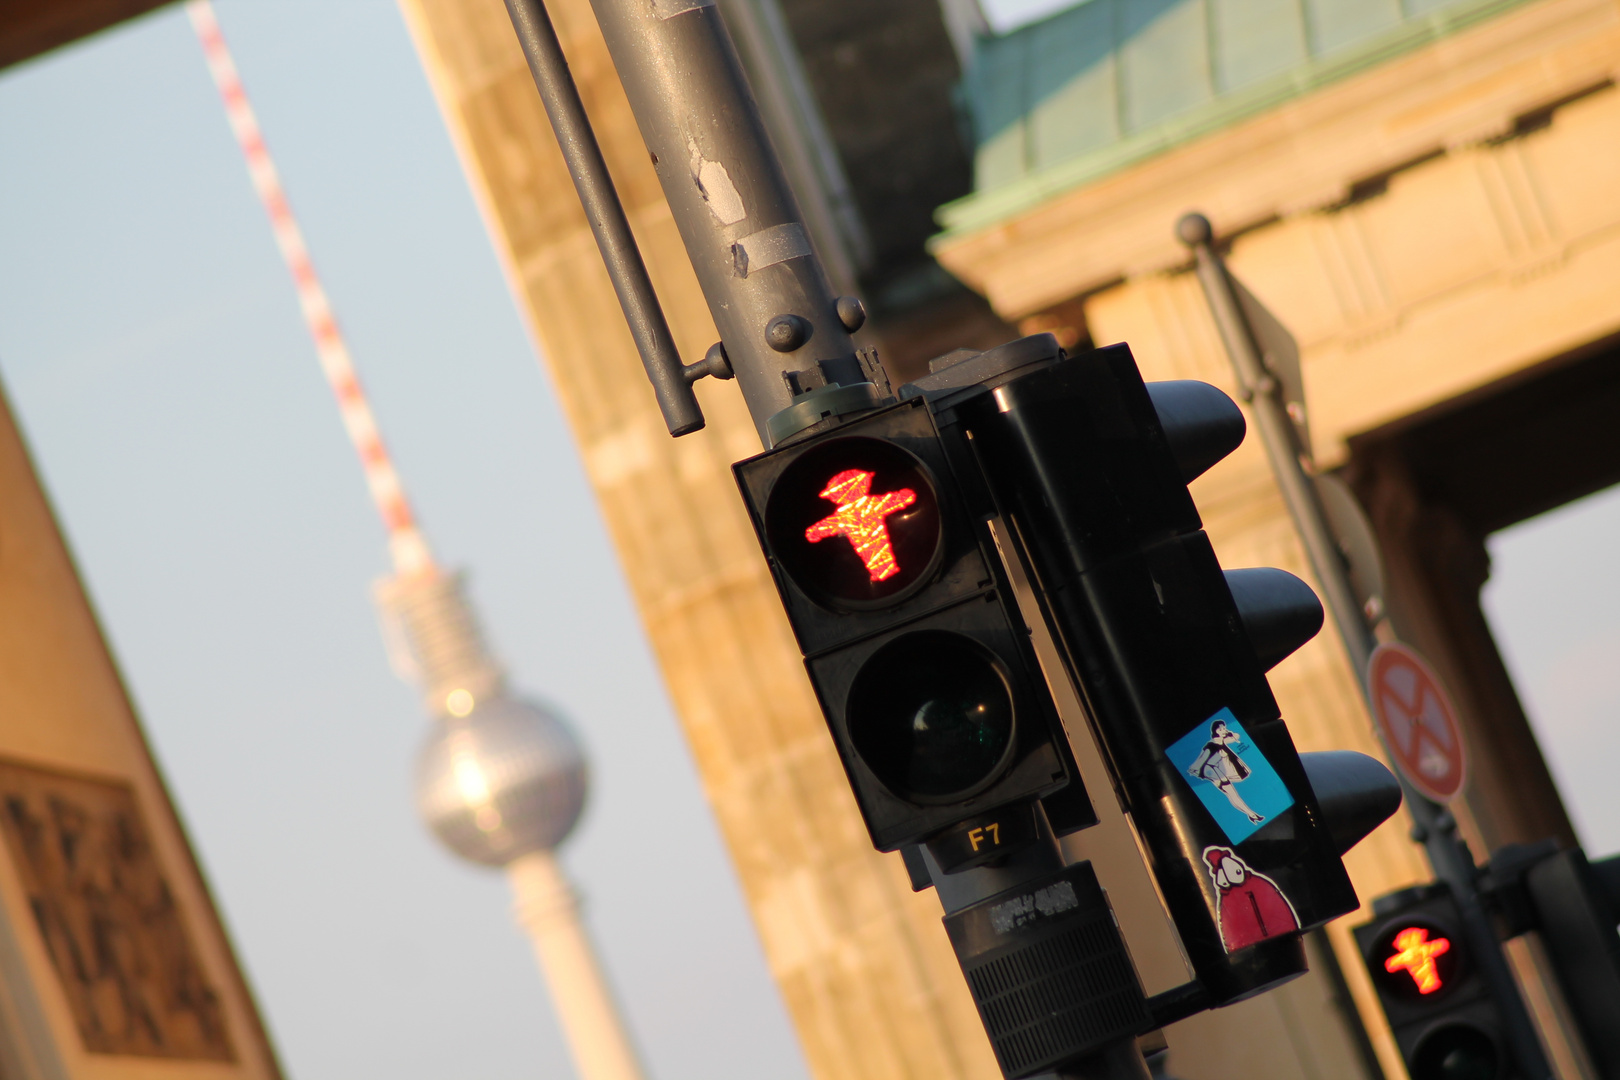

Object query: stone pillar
[393,2,1000,1076]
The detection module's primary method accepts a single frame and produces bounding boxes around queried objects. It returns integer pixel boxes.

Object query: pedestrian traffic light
[739,332,1397,1030]
[734,388,1094,869]
[1355,884,1505,1080]
[899,337,1392,1013]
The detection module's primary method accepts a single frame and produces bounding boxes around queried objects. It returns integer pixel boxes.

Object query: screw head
[766,314,811,352]
[835,296,867,333]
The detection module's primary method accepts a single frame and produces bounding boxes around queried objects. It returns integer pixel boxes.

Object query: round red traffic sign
[1367,643,1467,803]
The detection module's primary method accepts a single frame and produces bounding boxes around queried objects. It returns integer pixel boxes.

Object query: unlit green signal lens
[847,631,1014,801]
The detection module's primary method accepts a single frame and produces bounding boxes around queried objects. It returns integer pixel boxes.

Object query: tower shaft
[508,852,649,1080]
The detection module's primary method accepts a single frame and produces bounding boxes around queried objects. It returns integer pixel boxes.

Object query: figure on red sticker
[1203,845,1300,953]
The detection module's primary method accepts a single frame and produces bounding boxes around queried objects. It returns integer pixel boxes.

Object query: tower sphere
[415,695,588,867]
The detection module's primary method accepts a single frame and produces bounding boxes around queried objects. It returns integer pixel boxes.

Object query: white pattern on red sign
[1367,643,1467,803]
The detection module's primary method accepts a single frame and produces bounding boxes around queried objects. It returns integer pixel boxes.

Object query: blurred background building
[0,360,282,1078]
[0,0,1616,1078]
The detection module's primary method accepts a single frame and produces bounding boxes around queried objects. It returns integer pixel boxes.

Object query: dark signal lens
[1411,1025,1500,1080]
[765,437,942,610]
[847,631,1014,801]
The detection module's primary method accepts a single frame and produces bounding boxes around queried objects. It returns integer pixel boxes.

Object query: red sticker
[1203,846,1300,953]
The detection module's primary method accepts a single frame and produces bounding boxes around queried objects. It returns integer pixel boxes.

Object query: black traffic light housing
[739,332,1396,1045]
[734,394,1093,864]
[906,339,1375,1011]
[1356,884,1508,1080]
[1485,843,1620,1076]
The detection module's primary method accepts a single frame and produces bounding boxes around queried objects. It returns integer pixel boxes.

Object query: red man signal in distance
[1385,926,1451,994]
[806,469,917,582]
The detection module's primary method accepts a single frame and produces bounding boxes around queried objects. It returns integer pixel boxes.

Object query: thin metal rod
[1179,212,1553,1080]
[502,0,704,437]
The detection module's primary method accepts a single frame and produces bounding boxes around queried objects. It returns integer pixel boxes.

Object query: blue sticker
[1167,708,1295,845]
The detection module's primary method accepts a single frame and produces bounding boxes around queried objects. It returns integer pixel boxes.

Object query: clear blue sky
[0,1,1615,1079]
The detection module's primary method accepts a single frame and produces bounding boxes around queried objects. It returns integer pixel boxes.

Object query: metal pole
[502,0,704,437]
[574,0,868,447]
[1177,212,1553,1080]
[714,0,871,294]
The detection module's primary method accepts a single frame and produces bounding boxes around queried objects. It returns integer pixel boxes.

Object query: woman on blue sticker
[1188,719,1265,825]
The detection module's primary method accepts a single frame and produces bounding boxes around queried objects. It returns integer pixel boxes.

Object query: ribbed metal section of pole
[565,0,863,446]
[922,811,1153,1080]
[1178,212,1553,1080]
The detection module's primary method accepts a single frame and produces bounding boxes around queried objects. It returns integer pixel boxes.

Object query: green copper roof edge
[931,0,1540,245]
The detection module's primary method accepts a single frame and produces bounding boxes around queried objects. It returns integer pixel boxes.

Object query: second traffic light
[734,395,1091,867]
[1355,884,1508,1080]
[908,339,1385,1011]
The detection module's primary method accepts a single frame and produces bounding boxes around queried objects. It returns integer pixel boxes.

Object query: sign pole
[1178,212,1552,1080]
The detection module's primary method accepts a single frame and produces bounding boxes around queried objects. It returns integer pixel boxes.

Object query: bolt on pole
[1178,212,1553,1080]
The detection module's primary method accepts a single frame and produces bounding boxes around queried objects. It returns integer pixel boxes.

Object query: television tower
[189,6,648,1078]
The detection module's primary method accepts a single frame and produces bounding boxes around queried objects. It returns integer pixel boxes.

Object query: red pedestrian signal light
[1357,887,1503,1080]
[804,468,917,583]
[763,436,942,609]
[1367,914,1464,1003]
[735,394,1090,857]
[1387,926,1452,994]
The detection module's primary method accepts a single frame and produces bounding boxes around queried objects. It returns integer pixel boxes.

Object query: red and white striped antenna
[188,0,434,579]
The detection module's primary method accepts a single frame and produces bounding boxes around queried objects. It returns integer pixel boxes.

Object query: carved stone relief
[0,758,232,1060]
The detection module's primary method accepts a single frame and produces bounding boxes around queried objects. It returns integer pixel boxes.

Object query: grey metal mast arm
[502,0,706,437]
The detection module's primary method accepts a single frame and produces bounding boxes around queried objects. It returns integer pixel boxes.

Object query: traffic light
[1486,843,1620,1076]
[902,338,1383,1012]
[1355,884,1506,1080]
[738,332,1396,1039]
[734,385,1094,870]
